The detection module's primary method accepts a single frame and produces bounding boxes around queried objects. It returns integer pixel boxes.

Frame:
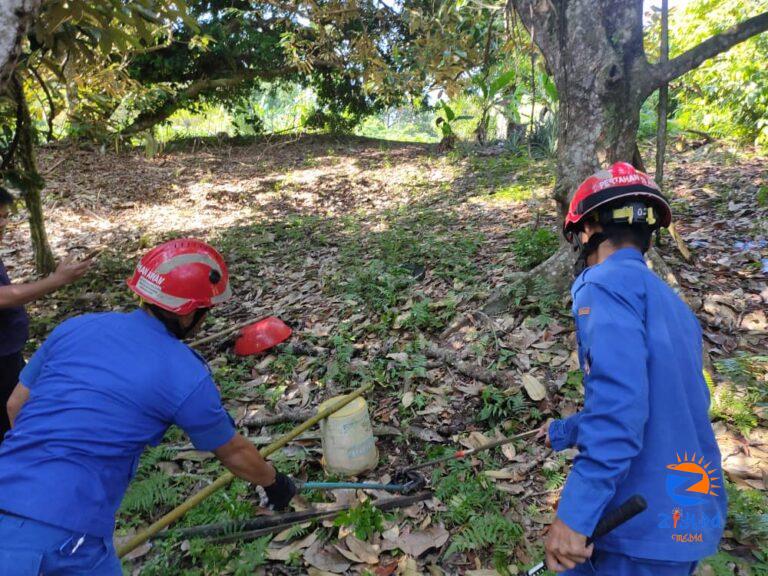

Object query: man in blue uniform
[542,163,726,574]
[0,186,91,445]
[0,239,297,575]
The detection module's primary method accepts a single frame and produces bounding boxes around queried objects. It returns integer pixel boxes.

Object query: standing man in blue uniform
[0,239,297,575]
[541,163,726,575]
[0,186,91,445]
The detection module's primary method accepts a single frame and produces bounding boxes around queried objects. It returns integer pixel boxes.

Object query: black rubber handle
[526,494,647,576]
[586,494,647,545]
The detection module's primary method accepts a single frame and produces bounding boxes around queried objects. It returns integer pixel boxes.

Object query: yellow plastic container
[318,395,378,476]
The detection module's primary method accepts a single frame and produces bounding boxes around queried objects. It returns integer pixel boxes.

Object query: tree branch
[645,11,768,94]
[120,70,290,135]
[29,66,56,142]
[509,0,558,55]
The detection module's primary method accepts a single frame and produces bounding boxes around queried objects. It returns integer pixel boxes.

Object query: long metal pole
[117,382,373,558]
[399,428,539,474]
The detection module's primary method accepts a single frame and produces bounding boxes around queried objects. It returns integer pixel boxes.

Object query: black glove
[262,472,297,511]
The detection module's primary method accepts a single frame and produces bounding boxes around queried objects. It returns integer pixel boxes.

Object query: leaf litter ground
[2,135,767,575]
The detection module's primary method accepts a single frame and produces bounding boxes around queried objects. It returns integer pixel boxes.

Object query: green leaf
[541,73,559,103]
[441,102,456,122]
[489,70,517,99]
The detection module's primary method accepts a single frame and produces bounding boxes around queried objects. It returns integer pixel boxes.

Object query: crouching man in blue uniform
[0,239,297,575]
[541,163,727,575]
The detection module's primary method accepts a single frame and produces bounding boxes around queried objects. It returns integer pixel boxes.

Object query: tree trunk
[483,1,768,315]
[655,0,669,188]
[483,1,649,314]
[514,1,648,219]
[0,0,42,91]
[9,75,56,274]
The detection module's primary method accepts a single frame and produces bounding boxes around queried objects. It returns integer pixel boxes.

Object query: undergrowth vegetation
[710,354,768,433]
[17,137,764,574]
[432,459,524,572]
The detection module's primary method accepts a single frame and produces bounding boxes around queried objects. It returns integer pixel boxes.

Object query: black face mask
[572,232,609,278]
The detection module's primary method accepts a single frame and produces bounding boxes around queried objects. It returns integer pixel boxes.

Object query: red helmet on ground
[563,162,672,242]
[127,238,231,315]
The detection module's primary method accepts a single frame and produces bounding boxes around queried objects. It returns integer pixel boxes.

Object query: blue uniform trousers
[0,512,121,575]
[563,550,697,575]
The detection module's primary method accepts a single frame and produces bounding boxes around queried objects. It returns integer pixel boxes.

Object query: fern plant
[433,462,496,526]
[479,386,527,425]
[120,472,180,515]
[230,536,272,575]
[727,481,768,544]
[445,512,523,558]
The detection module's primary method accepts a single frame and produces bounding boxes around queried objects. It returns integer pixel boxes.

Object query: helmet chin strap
[573,231,609,277]
[146,304,208,340]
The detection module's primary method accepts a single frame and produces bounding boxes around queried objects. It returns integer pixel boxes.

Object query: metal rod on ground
[298,470,425,494]
[117,382,374,558]
[300,481,409,492]
[166,491,432,543]
[190,314,268,348]
[399,429,539,475]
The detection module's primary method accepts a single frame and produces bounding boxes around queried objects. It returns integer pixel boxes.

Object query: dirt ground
[2,135,767,575]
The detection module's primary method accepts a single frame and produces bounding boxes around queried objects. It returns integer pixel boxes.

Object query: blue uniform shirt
[0,310,236,537]
[548,248,727,561]
[0,258,29,356]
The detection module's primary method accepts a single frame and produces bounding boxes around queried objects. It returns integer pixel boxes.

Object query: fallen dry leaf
[334,543,364,564]
[267,531,318,561]
[397,555,421,576]
[522,373,547,401]
[375,560,399,576]
[346,534,380,564]
[387,352,409,363]
[173,450,214,462]
[394,525,450,557]
[483,468,516,480]
[409,426,444,443]
[460,431,490,450]
[304,541,351,573]
[501,442,516,460]
[308,569,344,576]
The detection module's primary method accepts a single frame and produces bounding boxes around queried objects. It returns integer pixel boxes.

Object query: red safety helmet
[127,238,231,315]
[563,162,672,242]
[234,317,293,356]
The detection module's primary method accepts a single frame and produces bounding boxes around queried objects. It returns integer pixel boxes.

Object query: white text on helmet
[594,174,653,191]
[137,263,165,285]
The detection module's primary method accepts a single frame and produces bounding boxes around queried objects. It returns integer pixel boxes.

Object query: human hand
[536,418,553,448]
[545,517,593,572]
[53,257,92,286]
[262,471,297,511]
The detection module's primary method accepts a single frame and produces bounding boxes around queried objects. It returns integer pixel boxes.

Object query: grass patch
[510,227,560,270]
[329,208,483,326]
[467,153,554,201]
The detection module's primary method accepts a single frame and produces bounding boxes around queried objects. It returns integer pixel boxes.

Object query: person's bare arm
[7,383,30,427]
[213,433,277,486]
[0,258,91,309]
